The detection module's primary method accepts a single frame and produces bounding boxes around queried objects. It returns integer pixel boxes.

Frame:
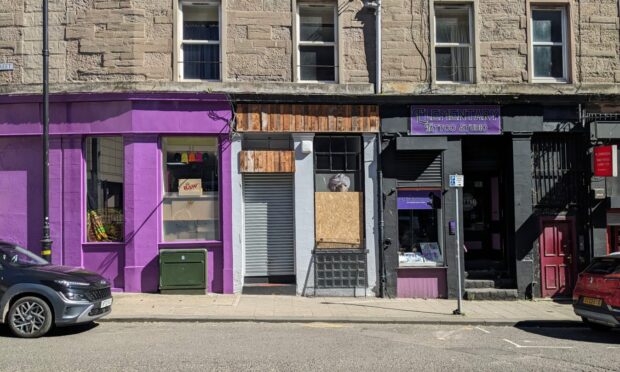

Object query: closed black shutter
[394,151,442,187]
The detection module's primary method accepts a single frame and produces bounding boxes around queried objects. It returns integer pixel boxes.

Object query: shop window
[397,190,444,267]
[178,1,220,81]
[314,136,363,249]
[297,4,337,82]
[86,137,124,242]
[434,4,474,83]
[530,7,568,82]
[162,137,219,242]
[314,135,362,192]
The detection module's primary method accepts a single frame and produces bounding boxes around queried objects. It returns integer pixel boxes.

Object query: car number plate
[100,298,113,308]
[582,297,602,306]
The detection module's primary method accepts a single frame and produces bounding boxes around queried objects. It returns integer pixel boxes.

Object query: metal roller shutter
[243,174,295,277]
[395,151,442,186]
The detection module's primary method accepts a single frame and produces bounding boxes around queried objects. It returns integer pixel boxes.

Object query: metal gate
[531,134,588,208]
[243,174,295,277]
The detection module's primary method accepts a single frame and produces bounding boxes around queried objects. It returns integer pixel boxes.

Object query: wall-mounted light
[301,140,313,154]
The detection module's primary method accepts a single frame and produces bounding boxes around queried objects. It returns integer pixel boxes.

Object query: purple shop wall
[0,137,43,251]
[397,268,447,298]
[0,93,233,293]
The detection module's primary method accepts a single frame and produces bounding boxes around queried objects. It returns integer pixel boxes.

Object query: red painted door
[540,220,575,298]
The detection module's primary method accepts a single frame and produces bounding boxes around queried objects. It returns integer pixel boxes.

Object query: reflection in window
[434,5,473,83]
[162,137,219,241]
[180,1,220,80]
[314,135,362,192]
[298,5,337,82]
[531,8,567,81]
[86,137,124,242]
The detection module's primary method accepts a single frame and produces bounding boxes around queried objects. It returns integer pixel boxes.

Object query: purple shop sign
[397,190,441,210]
[411,105,501,135]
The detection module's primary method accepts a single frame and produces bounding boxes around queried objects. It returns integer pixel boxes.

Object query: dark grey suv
[0,241,113,338]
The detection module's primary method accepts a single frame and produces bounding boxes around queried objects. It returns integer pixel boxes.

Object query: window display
[397,190,443,267]
[86,137,124,242]
[162,137,219,241]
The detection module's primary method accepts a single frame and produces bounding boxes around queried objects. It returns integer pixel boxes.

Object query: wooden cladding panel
[236,104,379,133]
[239,150,295,173]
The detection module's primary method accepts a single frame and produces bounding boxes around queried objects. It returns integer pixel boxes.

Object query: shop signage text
[593,145,617,177]
[178,178,203,195]
[397,190,440,210]
[411,105,501,135]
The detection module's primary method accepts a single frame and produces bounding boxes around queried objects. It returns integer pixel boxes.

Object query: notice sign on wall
[178,178,203,195]
[411,105,501,135]
[593,145,618,177]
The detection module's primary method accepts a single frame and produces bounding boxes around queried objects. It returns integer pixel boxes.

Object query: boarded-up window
[315,192,363,248]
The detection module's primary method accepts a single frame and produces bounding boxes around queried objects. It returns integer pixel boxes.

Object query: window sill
[82,242,125,248]
[159,241,223,249]
[435,81,474,85]
[531,79,568,84]
[398,265,447,269]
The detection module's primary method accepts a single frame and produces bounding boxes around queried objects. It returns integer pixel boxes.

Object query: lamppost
[40,0,52,260]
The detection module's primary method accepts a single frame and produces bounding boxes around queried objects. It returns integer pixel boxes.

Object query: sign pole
[449,174,464,316]
[454,186,463,315]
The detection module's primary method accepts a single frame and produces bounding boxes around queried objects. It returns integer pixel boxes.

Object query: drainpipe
[375,0,382,94]
[377,131,386,297]
[40,0,52,261]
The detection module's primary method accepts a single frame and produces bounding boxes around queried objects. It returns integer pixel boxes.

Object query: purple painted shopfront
[0,93,233,293]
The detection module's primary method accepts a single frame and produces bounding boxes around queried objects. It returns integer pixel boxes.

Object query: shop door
[540,219,576,298]
[243,174,295,278]
[462,173,504,264]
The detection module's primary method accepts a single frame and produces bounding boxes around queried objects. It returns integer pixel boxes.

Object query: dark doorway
[462,137,509,273]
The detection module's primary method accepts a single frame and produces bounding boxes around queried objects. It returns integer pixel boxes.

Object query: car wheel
[582,317,612,332]
[7,296,53,338]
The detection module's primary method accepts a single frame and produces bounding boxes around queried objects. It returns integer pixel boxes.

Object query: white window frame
[530,7,568,83]
[434,4,474,84]
[296,4,338,83]
[177,0,221,82]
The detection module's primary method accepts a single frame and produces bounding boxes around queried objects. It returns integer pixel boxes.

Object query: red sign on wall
[593,145,617,177]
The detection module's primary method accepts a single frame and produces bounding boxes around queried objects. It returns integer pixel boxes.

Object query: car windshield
[585,257,620,275]
[0,244,48,267]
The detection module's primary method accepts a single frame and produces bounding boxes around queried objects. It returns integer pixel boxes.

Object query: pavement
[103,293,582,326]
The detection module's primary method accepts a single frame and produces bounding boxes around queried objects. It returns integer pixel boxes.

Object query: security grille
[243,174,295,276]
[531,134,588,208]
[393,151,442,186]
[314,249,367,293]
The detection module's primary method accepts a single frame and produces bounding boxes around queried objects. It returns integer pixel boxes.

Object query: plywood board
[315,192,363,249]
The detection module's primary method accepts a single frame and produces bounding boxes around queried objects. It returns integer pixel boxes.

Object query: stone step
[464,288,519,301]
[242,284,296,296]
[464,279,495,289]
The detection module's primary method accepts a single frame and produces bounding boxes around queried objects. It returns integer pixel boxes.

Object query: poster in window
[420,242,442,263]
[178,178,203,196]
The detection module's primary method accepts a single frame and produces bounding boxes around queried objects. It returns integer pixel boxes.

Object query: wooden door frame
[538,215,578,297]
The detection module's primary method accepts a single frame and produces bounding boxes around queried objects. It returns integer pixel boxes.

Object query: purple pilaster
[123,135,160,293]
[220,134,233,293]
[49,137,63,264]
[61,136,84,268]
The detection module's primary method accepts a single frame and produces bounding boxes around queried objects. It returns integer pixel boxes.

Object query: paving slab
[102,293,582,326]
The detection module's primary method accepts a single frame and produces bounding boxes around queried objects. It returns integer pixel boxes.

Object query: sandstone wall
[0,0,619,88]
